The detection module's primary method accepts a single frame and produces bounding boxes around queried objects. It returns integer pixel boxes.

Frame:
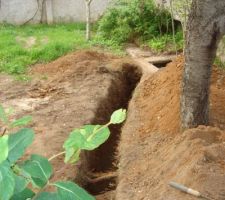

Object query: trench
[74,57,171,198]
[74,63,142,197]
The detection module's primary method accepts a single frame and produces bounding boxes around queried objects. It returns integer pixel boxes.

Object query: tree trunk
[85,0,92,41]
[181,0,225,129]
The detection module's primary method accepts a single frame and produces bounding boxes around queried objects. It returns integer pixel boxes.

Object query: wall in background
[0,0,111,25]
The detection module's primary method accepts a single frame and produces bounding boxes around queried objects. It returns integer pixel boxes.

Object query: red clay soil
[2,51,225,200]
[0,50,141,199]
[117,56,225,200]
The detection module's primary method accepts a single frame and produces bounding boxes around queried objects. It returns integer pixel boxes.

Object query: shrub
[96,0,172,44]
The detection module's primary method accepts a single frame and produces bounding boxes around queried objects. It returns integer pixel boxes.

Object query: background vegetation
[0,23,89,75]
[95,0,183,52]
[0,0,184,76]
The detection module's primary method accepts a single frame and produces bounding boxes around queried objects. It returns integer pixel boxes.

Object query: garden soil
[1,51,225,199]
[117,56,225,200]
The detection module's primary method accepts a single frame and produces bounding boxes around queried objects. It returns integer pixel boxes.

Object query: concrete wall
[0,0,111,25]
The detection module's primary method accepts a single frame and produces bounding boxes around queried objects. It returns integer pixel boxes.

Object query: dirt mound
[129,56,225,134]
[117,57,225,200]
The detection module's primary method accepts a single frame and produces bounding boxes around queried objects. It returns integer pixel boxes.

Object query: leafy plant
[96,0,173,44]
[214,57,225,69]
[0,104,126,200]
[147,29,183,53]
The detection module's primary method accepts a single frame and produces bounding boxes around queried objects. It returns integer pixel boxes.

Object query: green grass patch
[214,57,225,69]
[0,23,89,75]
[147,30,183,53]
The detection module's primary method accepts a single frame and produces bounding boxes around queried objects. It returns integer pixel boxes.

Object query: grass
[146,30,184,53]
[214,57,225,69]
[0,23,90,75]
[0,23,183,78]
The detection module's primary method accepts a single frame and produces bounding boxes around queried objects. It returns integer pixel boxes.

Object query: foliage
[96,0,173,45]
[147,29,183,52]
[0,23,89,75]
[214,57,225,69]
[0,104,126,200]
[171,0,192,30]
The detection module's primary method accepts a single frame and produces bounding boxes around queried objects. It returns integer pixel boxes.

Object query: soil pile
[117,56,225,200]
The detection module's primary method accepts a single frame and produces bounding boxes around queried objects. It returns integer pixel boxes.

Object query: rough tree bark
[181,0,225,129]
[85,0,93,41]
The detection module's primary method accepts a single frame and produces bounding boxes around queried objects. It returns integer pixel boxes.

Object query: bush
[96,0,172,44]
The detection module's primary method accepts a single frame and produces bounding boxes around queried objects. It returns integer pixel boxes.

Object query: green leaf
[10,188,35,200]
[0,105,8,124]
[0,161,15,200]
[63,129,86,149]
[35,192,60,200]
[64,148,80,164]
[63,125,110,163]
[81,125,110,150]
[13,174,28,194]
[10,116,32,128]
[110,109,126,124]
[22,154,53,188]
[54,181,95,200]
[0,135,8,164]
[8,128,34,163]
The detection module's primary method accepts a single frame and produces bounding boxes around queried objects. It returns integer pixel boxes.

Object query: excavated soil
[116,56,225,200]
[1,51,225,200]
[0,50,141,199]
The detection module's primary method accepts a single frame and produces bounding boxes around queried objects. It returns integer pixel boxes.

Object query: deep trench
[74,63,142,196]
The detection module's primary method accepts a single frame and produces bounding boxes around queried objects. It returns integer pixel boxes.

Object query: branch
[22,0,41,25]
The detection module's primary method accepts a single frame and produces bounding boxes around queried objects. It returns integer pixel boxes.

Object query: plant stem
[32,182,49,200]
[87,122,111,141]
[1,127,6,136]
[48,151,65,161]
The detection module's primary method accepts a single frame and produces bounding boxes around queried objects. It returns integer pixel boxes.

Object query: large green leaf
[63,125,110,163]
[22,154,53,188]
[35,192,60,200]
[10,116,32,128]
[64,125,110,151]
[0,135,8,164]
[110,109,126,124]
[54,181,95,200]
[0,161,15,200]
[63,129,86,149]
[10,188,35,200]
[64,147,80,164]
[13,174,28,194]
[8,128,34,163]
[0,105,8,124]
[81,125,110,150]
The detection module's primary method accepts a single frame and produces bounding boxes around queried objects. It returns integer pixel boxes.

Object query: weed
[147,29,183,53]
[214,57,225,69]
